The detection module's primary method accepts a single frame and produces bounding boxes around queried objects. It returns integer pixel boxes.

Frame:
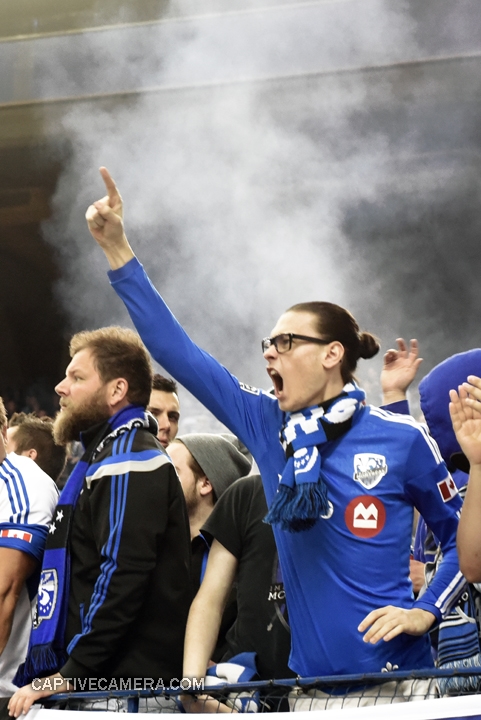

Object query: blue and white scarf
[205,652,260,713]
[436,584,481,696]
[14,404,151,686]
[423,484,481,696]
[265,382,365,533]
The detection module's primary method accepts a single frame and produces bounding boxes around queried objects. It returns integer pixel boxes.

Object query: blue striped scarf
[205,652,260,713]
[14,405,150,686]
[265,382,365,533]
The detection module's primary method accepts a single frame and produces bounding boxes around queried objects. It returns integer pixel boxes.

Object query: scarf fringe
[264,484,295,530]
[264,481,330,533]
[13,644,65,687]
[437,654,481,696]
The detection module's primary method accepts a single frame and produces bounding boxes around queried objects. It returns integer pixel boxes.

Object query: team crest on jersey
[345,495,386,538]
[437,476,458,502]
[353,453,388,489]
[34,569,58,627]
[239,382,260,395]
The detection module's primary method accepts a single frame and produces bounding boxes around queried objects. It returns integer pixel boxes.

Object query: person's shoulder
[364,405,427,435]
[239,384,283,414]
[2,453,57,489]
[91,431,173,482]
[220,473,261,501]
[206,476,259,526]
[363,406,443,462]
[0,454,58,520]
[132,432,175,474]
[130,425,170,453]
[99,422,170,460]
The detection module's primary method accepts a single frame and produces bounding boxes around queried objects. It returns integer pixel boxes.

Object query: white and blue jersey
[109,257,463,678]
[0,453,58,694]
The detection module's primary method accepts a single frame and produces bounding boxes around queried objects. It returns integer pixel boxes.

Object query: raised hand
[86,167,134,270]
[449,376,481,466]
[452,376,481,582]
[381,338,423,405]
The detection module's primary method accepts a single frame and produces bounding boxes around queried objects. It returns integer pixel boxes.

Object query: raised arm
[86,168,279,453]
[450,376,481,582]
[380,338,423,405]
[85,167,135,270]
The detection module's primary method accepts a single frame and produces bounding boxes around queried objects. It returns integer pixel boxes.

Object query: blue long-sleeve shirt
[109,257,463,677]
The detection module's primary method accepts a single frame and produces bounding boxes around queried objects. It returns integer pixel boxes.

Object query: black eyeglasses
[261,333,330,354]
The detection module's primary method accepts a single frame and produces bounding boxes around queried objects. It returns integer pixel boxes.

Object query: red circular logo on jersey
[345,495,386,538]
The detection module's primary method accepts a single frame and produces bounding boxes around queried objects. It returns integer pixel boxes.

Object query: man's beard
[53,387,110,445]
[183,484,201,519]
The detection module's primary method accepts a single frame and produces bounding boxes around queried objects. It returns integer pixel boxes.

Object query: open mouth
[267,368,284,396]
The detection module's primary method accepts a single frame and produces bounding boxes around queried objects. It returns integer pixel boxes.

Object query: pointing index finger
[99,166,119,200]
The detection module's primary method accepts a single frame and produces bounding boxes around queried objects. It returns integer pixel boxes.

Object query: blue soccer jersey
[109,257,463,677]
[0,453,58,694]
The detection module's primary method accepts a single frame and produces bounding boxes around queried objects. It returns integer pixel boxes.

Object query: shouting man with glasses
[262,332,331,410]
[79,168,463,710]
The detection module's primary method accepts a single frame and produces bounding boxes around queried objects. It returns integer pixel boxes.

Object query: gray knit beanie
[177,433,252,500]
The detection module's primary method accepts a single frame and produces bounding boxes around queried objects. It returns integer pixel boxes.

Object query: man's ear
[198,477,214,498]
[24,448,38,462]
[322,341,345,370]
[108,378,129,406]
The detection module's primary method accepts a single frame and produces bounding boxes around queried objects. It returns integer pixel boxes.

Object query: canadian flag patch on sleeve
[0,529,32,542]
[437,476,458,502]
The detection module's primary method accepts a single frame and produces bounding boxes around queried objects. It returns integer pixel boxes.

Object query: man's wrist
[412,606,437,631]
[31,673,72,694]
[468,462,481,478]
[101,236,135,270]
[381,390,408,404]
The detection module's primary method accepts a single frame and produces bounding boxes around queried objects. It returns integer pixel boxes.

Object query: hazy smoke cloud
[39,0,481,428]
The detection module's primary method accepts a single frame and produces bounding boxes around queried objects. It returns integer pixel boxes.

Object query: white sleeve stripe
[417,423,444,465]
[435,572,467,614]
[0,464,28,523]
[10,463,29,523]
[85,454,172,487]
[369,407,443,464]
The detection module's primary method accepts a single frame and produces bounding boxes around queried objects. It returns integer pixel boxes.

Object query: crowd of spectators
[0,383,59,421]
[1,168,481,716]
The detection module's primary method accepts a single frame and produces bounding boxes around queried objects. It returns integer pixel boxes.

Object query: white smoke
[38,0,481,427]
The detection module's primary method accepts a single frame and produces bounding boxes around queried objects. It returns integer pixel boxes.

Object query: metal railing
[42,667,481,712]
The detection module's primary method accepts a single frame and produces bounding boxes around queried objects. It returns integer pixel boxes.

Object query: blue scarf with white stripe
[205,652,260,712]
[265,382,365,533]
[14,405,150,686]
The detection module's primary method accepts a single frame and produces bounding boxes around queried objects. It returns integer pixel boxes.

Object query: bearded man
[9,327,191,717]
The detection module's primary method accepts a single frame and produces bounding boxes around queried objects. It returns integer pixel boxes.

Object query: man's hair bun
[359,332,380,360]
